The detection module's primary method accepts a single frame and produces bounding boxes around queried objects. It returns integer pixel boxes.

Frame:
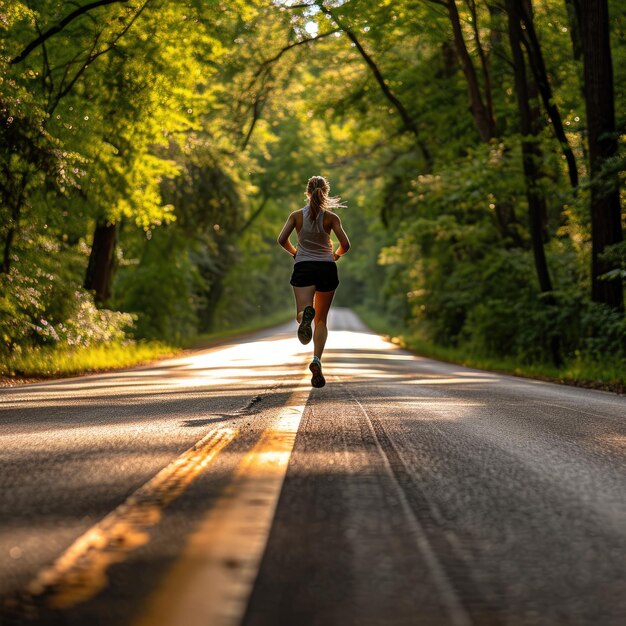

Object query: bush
[1,242,133,355]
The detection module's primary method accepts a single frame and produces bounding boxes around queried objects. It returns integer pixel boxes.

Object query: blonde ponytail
[306,175,345,222]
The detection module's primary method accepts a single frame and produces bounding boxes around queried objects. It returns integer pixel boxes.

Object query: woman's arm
[330,214,350,260]
[277,212,298,257]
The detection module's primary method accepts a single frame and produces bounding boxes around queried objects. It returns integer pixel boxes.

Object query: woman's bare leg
[293,285,316,322]
[312,290,335,359]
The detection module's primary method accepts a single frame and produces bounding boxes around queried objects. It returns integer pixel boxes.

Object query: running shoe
[309,356,326,388]
[297,305,315,345]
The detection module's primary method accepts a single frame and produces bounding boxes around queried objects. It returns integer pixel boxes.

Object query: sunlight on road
[167,336,307,388]
[404,377,496,385]
[323,329,501,389]
[171,328,496,392]
[0,321,503,414]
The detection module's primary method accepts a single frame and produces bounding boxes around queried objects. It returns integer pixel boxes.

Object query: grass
[357,308,626,394]
[1,309,295,382]
[1,340,179,379]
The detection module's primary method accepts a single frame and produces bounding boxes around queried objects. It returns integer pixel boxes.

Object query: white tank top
[294,205,334,263]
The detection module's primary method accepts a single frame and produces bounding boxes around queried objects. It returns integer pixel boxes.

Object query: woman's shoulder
[290,208,304,226]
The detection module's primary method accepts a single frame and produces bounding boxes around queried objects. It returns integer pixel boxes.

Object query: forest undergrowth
[358,309,625,394]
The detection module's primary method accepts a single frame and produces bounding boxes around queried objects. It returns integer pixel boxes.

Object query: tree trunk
[446,0,496,142]
[564,0,583,61]
[197,237,233,332]
[467,0,495,126]
[519,0,579,189]
[0,175,27,275]
[443,1,523,244]
[84,221,117,304]
[2,225,16,275]
[579,0,624,310]
[506,0,562,366]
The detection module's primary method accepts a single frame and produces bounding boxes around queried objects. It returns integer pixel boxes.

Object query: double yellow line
[10,427,236,617]
[137,390,310,626]
[9,372,311,626]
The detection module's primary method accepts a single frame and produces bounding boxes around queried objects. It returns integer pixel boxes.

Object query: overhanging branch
[254,29,339,78]
[314,2,432,164]
[10,0,129,65]
[47,0,150,113]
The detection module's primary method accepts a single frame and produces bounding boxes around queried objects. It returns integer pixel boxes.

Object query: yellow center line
[8,427,238,619]
[136,371,312,626]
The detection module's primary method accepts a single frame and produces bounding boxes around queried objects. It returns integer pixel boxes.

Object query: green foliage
[1,0,624,381]
[0,236,133,355]
[113,229,201,344]
[212,218,293,330]
[599,241,626,282]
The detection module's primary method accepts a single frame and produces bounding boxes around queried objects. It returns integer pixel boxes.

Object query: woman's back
[294,206,334,263]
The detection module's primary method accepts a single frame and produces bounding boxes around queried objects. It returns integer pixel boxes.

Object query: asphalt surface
[1,308,625,626]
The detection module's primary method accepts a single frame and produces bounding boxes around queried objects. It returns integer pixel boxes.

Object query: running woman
[277,176,350,388]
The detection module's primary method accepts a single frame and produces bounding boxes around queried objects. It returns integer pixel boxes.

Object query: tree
[84,222,117,303]
[441,0,497,142]
[506,0,561,365]
[1,0,150,277]
[444,1,529,245]
[518,0,579,189]
[578,0,624,310]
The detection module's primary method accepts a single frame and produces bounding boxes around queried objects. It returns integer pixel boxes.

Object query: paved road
[1,309,625,626]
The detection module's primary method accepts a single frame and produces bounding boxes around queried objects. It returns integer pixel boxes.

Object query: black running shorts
[290,261,339,292]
